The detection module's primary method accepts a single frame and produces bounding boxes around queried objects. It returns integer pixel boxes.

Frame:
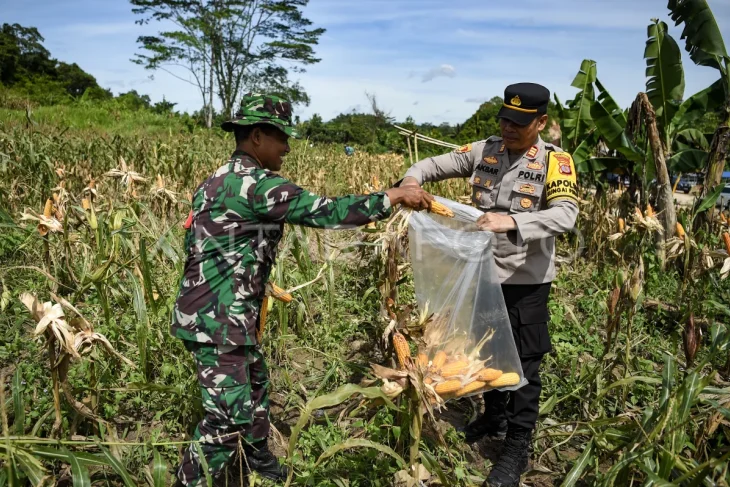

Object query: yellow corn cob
[81,198,91,211]
[431,350,448,370]
[256,296,269,343]
[371,175,380,191]
[645,203,654,218]
[269,283,292,303]
[488,372,520,388]
[417,353,428,367]
[439,360,470,378]
[392,332,411,369]
[723,232,730,255]
[720,213,728,224]
[43,198,53,218]
[455,380,488,397]
[429,200,454,218]
[474,368,503,382]
[434,379,462,396]
[618,217,625,233]
[676,222,686,239]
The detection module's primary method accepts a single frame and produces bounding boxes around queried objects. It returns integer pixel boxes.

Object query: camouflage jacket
[171,150,393,345]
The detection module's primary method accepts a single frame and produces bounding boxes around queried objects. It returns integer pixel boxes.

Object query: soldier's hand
[385,186,434,211]
[476,212,517,233]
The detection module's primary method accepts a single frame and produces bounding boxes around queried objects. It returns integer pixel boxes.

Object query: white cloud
[58,21,139,38]
[421,64,456,83]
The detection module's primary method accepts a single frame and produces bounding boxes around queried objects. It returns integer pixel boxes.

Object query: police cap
[497,82,550,126]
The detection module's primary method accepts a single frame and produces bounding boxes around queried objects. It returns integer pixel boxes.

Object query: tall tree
[0,23,55,85]
[131,0,325,128]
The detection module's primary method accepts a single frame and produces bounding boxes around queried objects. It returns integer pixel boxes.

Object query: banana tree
[566,18,727,230]
[668,0,730,221]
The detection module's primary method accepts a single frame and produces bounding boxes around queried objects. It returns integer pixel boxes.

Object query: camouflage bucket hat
[221,93,299,138]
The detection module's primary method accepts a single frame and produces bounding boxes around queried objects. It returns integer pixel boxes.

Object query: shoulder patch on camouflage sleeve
[455,143,472,153]
[545,152,578,204]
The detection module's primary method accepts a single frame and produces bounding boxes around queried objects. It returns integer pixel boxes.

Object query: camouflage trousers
[176,341,270,486]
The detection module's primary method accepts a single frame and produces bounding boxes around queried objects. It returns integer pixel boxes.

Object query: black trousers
[482,282,552,431]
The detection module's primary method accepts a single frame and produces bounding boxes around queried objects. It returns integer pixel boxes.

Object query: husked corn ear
[488,372,520,388]
[724,232,730,255]
[43,198,53,218]
[434,379,462,395]
[81,198,91,211]
[270,283,293,303]
[439,360,470,378]
[618,218,625,233]
[475,368,503,382]
[645,204,654,217]
[429,200,454,218]
[256,296,269,343]
[455,380,487,397]
[417,353,428,367]
[721,213,728,224]
[392,332,411,369]
[676,222,686,239]
[431,350,448,370]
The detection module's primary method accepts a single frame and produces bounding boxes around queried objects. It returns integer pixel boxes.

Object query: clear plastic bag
[407,196,527,401]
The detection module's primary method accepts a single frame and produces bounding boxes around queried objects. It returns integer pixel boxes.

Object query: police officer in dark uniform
[397,83,579,487]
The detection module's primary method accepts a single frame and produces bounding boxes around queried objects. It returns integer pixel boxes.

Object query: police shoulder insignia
[519,183,535,194]
[498,144,506,153]
[456,143,472,153]
[526,145,539,160]
[475,191,483,200]
[474,176,481,185]
[483,155,499,164]
[526,161,544,170]
[520,197,532,209]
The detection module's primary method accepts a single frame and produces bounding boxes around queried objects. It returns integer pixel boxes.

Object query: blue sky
[3,0,730,125]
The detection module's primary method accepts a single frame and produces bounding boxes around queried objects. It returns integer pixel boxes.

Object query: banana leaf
[645,20,686,138]
[674,129,709,151]
[668,0,729,72]
[671,78,724,129]
[668,149,708,173]
[563,59,597,149]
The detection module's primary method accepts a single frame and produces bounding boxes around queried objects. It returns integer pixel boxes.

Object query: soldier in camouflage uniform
[171,93,434,486]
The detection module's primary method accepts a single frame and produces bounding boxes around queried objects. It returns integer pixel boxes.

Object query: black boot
[483,427,531,487]
[462,393,508,442]
[242,441,288,482]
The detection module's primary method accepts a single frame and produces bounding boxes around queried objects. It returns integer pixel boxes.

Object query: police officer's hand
[476,212,517,233]
[385,186,434,211]
[399,177,421,188]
